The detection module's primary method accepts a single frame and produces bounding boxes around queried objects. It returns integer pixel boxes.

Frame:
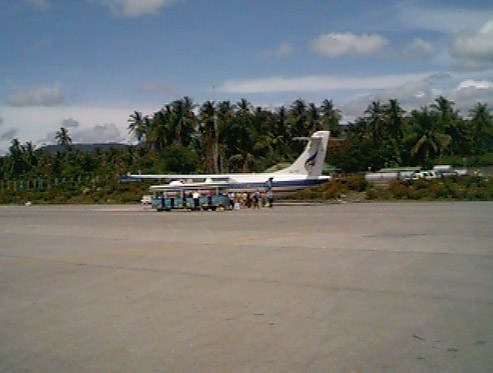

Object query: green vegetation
[1,96,492,204]
[290,175,493,202]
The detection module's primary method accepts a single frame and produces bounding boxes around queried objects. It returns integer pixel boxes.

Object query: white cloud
[71,123,124,144]
[276,42,294,57]
[341,75,493,122]
[264,42,294,58]
[139,81,177,96]
[60,118,80,128]
[453,60,493,72]
[1,129,19,141]
[0,105,144,149]
[102,0,181,18]
[39,130,57,145]
[219,72,431,94]
[457,79,493,91]
[309,32,387,58]
[40,123,124,145]
[398,6,493,33]
[6,84,64,107]
[0,115,3,126]
[403,38,435,60]
[341,79,434,121]
[453,79,493,113]
[24,0,48,8]
[451,19,493,71]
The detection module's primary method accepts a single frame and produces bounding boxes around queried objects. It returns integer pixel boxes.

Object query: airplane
[127,130,331,194]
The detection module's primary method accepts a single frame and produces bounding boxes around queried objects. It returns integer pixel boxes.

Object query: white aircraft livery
[129,131,331,194]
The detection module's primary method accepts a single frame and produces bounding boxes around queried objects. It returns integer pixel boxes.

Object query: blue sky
[1,0,493,153]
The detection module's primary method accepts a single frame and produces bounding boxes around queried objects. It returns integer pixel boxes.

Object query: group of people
[228,190,274,210]
[184,189,274,211]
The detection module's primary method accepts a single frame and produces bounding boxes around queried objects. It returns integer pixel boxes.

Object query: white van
[433,165,457,177]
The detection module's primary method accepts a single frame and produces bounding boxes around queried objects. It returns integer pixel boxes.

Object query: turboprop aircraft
[128,131,331,194]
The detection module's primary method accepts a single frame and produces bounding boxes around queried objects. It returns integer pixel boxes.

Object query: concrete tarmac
[1,202,492,372]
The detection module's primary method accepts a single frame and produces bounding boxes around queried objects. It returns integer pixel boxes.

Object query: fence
[0,175,120,192]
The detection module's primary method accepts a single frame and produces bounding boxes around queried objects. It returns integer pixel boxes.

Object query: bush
[346,175,367,192]
[390,181,410,199]
[466,186,488,200]
[324,181,343,199]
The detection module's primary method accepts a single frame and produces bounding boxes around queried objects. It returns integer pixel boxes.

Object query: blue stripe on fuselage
[227,178,327,191]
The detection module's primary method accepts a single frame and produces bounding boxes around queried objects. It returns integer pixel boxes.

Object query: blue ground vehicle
[151,192,229,211]
[151,196,184,211]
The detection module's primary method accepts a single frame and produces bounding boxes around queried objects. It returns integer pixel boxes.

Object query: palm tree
[306,103,320,133]
[452,117,473,156]
[384,99,404,140]
[469,103,493,154]
[236,98,251,114]
[383,99,405,163]
[286,99,308,154]
[232,99,255,171]
[180,96,197,146]
[8,138,26,175]
[151,107,172,153]
[431,96,455,119]
[55,127,72,149]
[364,101,385,146]
[287,99,308,137]
[217,100,234,140]
[250,106,274,169]
[431,96,459,152]
[216,100,234,171]
[170,96,196,146]
[199,101,217,173]
[22,141,37,169]
[276,105,288,139]
[9,138,21,156]
[320,99,342,137]
[273,105,292,158]
[406,106,452,166]
[127,111,146,144]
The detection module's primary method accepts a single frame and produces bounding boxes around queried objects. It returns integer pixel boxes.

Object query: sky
[1,0,493,154]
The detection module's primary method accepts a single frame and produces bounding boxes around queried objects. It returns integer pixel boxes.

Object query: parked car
[413,170,442,180]
[141,195,152,205]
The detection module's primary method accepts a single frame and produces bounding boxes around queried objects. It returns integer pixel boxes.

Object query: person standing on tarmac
[193,191,200,210]
[253,190,260,209]
[267,190,274,208]
[266,177,274,208]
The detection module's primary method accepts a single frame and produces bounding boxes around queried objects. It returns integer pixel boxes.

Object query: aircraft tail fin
[276,131,330,177]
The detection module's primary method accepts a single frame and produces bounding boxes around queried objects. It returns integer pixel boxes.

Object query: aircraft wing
[128,174,231,181]
[149,180,230,191]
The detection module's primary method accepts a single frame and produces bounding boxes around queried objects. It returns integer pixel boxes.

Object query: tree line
[126,95,493,172]
[1,96,492,184]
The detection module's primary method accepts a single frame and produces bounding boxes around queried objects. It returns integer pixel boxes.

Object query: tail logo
[304,148,318,172]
